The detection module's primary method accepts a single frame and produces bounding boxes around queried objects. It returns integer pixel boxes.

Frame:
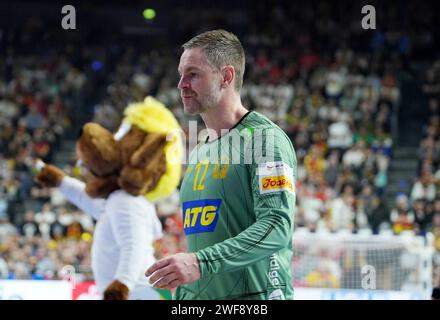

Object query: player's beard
[182,82,221,115]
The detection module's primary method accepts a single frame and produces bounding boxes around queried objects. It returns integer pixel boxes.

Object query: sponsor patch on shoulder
[257,161,294,195]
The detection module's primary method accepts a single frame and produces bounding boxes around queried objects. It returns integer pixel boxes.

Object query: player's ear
[221,65,234,89]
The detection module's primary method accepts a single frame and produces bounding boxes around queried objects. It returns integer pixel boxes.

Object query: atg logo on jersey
[182,199,222,235]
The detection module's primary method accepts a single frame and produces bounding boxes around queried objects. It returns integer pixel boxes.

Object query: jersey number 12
[193,160,209,191]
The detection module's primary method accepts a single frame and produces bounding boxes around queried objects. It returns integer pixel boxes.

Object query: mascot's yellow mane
[123,96,183,202]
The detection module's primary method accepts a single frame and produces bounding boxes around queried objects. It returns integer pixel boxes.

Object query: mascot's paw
[35,164,65,188]
[103,280,129,300]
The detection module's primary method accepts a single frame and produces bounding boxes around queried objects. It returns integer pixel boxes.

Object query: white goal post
[292,228,435,300]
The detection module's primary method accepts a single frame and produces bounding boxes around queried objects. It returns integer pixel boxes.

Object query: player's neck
[200,94,248,140]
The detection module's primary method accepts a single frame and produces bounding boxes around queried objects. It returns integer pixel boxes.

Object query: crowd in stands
[0,1,439,291]
[0,49,92,279]
[419,59,440,284]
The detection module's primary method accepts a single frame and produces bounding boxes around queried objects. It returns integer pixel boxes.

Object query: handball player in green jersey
[146,29,297,300]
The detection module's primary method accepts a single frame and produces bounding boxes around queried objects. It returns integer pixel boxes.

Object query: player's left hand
[103,280,129,300]
[145,253,201,290]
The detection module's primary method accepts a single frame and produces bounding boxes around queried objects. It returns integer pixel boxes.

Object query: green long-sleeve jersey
[175,111,296,300]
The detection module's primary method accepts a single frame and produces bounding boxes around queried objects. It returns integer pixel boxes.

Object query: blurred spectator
[0,215,17,243]
[328,119,353,151]
[324,151,340,189]
[411,173,436,202]
[390,195,415,234]
[329,184,356,231]
[410,199,431,234]
[369,197,392,233]
[35,203,56,240]
[19,210,40,238]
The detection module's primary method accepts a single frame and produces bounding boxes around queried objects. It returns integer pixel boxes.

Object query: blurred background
[0,0,439,299]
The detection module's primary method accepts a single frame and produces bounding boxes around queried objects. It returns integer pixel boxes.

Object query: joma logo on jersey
[260,175,294,194]
[182,199,222,235]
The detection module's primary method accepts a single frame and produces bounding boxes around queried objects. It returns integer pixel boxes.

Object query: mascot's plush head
[76,96,183,201]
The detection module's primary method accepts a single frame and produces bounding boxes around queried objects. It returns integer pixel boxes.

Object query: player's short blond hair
[182,29,245,92]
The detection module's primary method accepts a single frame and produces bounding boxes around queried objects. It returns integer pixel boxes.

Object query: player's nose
[177,76,189,90]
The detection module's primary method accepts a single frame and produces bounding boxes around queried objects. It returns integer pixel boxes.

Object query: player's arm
[196,129,296,275]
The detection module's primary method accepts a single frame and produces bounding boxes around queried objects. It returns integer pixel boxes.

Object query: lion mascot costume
[35,96,182,300]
